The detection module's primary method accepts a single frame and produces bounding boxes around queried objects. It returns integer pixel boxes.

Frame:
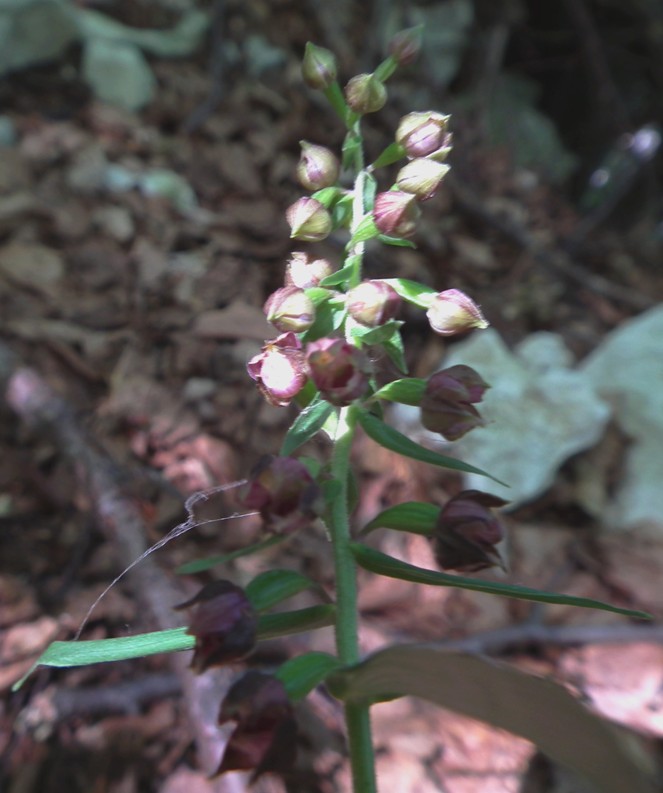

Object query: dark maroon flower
[306,337,371,406]
[175,581,257,673]
[420,365,490,441]
[346,280,401,327]
[247,332,307,407]
[373,191,421,238]
[264,287,315,333]
[433,490,508,572]
[388,25,423,66]
[297,141,340,191]
[426,289,488,336]
[216,671,296,781]
[239,455,325,535]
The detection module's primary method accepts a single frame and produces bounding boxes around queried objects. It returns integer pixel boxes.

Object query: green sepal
[382,277,436,307]
[177,535,286,575]
[246,569,325,612]
[350,543,652,619]
[281,397,335,456]
[361,501,439,536]
[304,286,334,306]
[372,378,426,406]
[370,142,406,170]
[275,652,342,701]
[356,408,504,483]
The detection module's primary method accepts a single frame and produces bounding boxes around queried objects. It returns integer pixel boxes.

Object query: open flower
[247,332,308,407]
[432,490,508,572]
[175,581,257,673]
[306,337,371,406]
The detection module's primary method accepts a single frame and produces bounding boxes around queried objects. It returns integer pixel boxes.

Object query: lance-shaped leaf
[350,543,651,619]
[177,535,286,575]
[356,409,505,484]
[361,501,439,536]
[377,235,416,249]
[382,277,436,307]
[349,214,380,245]
[256,604,335,640]
[372,378,427,406]
[370,141,406,170]
[281,398,335,456]
[326,646,656,793]
[245,569,327,612]
[276,652,342,701]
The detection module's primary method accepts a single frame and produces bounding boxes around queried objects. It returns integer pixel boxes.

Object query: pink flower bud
[247,332,307,407]
[373,190,421,238]
[264,286,315,333]
[420,365,490,441]
[346,279,401,327]
[286,197,332,242]
[433,490,508,572]
[175,580,257,673]
[344,73,387,114]
[302,42,337,90]
[285,251,334,288]
[216,671,296,781]
[396,158,450,201]
[306,337,371,406]
[426,289,488,336]
[297,141,340,191]
[396,111,451,159]
[388,25,424,66]
[239,455,325,535]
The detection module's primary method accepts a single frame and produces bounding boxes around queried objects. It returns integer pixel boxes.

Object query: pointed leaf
[356,409,504,483]
[281,398,335,456]
[256,604,335,640]
[350,215,380,245]
[311,187,343,209]
[176,535,285,575]
[382,278,436,307]
[276,652,341,701]
[322,82,350,125]
[361,171,377,210]
[327,646,655,793]
[370,141,406,170]
[304,287,334,306]
[246,569,326,612]
[320,257,360,288]
[377,234,416,249]
[372,378,426,406]
[361,502,439,536]
[350,543,651,619]
[350,320,403,347]
[383,333,407,373]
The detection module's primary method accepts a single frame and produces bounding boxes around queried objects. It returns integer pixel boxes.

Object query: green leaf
[300,297,344,342]
[326,645,655,793]
[176,535,285,575]
[372,378,426,406]
[311,186,343,209]
[281,398,335,456]
[349,215,379,245]
[320,256,361,288]
[256,604,335,640]
[370,142,406,170]
[382,333,407,373]
[304,287,334,306]
[246,569,323,612]
[342,130,363,170]
[356,409,504,483]
[382,278,436,307]
[332,194,353,229]
[361,501,439,536]
[350,543,652,619]
[373,55,398,83]
[361,171,377,211]
[377,234,416,249]
[275,652,341,701]
[322,82,350,125]
[350,319,403,347]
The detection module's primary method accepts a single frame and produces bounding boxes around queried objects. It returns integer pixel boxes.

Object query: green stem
[329,405,377,793]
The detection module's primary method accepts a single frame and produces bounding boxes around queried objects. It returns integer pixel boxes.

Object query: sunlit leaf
[377,235,416,249]
[372,378,426,406]
[349,215,380,245]
[370,142,406,170]
[281,398,335,456]
[361,502,439,536]
[382,278,436,307]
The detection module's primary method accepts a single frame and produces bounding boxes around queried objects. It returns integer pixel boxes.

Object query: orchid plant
[16,28,651,793]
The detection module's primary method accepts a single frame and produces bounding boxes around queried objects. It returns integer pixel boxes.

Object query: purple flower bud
[426,289,489,336]
[247,332,308,407]
[302,42,337,90]
[344,73,387,114]
[264,286,315,333]
[433,490,508,572]
[286,197,332,242]
[216,671,296,781]
[306,337,371,406]
[297,141,340,191]
[346,279,401,327]
[285,251,334,289]
[175,581,257,673]
[396,158,450,201]
[373,190,421,238]
[239,455,325,535]
[388,25,424,66]
[420,365,490,441]
[396,111,451,159]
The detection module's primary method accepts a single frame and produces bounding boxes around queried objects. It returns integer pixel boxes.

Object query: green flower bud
[388,25,424,66]
[345,73,387,114]
[297,141,340,191]
[302,42,337,90]
[396,158,450,200]
[286,197,332,241]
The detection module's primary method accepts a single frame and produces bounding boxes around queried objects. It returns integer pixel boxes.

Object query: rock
[82,38,155,111]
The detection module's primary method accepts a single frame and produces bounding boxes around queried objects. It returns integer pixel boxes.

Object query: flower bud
[432,490,508,572]
[285,251,334,289]
[426,289,488,336]
[216,671,296,780]
[420,365,489,441]
[373,190,421,238]
[264,286,315,333]
[247,332,307,407]
[388,25,424,66]
[346,279,401,327]
[297,141,340,191]
[286,197,332,242]
[175,581,257,673]
[302,42,337,90]
[396,158,450,201]
[306,337,371,406]
[396,111,451,159]
[239,455,325,535]
[344,73,387,114]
